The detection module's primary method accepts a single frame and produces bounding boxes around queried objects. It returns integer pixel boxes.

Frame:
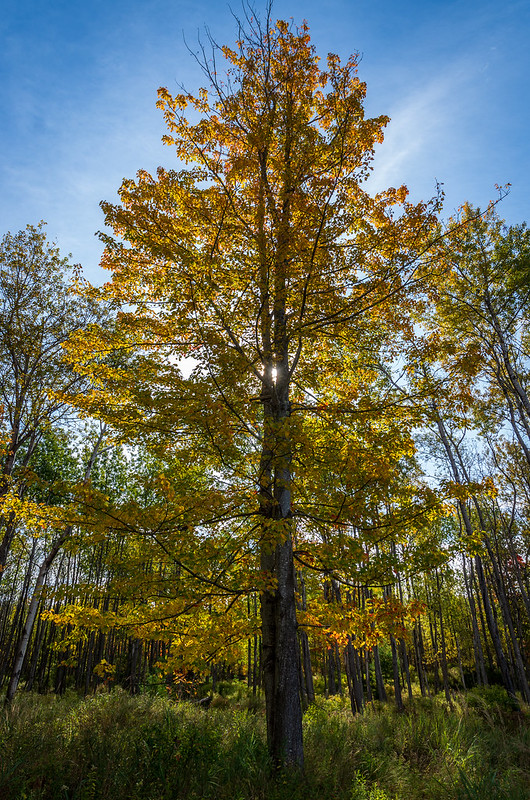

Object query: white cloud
[366,59,478,202]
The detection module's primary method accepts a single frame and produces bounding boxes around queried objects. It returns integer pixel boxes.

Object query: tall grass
[0,688,528,799]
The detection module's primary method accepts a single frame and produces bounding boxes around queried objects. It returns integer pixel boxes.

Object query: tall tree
[67,12,439,767]
[0,223,100,579]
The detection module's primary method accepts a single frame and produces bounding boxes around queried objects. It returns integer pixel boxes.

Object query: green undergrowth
[0,689,528,800]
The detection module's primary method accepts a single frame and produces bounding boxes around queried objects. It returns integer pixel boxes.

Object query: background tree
[399,205,530,703]
[0,223,101,579]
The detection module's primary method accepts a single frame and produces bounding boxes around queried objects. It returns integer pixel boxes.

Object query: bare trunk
[413,621,429,697]
[373,644,387,701]
[345,638,364,715]
[462,554,487,686]
[260,536,303,767]
[4,538,64,704]
[259,387,303,768]
[390,635,404,711]
[436,571,453,705]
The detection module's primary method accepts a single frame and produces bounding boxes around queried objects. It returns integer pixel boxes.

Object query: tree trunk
[260,536,303,767]
[436,571,453,705]
[474,553,518,702]
[390,635,404,711]
[373,644,387,701]
[364,649,373,703]
[5,542,63,704]
[413,621,429,697]
[345,638,364,715]
[259,364,303,768]
[299,629,314,704]
[463,554,487,686]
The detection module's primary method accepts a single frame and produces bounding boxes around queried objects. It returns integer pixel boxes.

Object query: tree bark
[462,555,487,686]
[260,535,303,767]
[373,644,387,701]
[390,635,403,711]
[259,385,303,768]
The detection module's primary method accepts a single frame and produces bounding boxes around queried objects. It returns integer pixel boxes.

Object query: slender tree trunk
[399,637,413,701]
[364,649,373,703]
[296,635,307,710]
[390,635,403,711]
[299,629,314,704]
[480,533,530,703]
[0,517,17,582]
[5,538,65,704]
[454,635,466,690]
[474,553,518,702]
[436,571,453,705]
[327,645,337,695]
[396,570,412,700]
[413,621,429,697]
[247,596,252,689]
[345,637,364,715]
[463,554,487,686]
[373,644,387,701]
[428,611,440,694]
[25,605,46,692]
[126,638,141,695]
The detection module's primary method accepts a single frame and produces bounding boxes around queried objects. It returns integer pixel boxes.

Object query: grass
[0,687,528,799]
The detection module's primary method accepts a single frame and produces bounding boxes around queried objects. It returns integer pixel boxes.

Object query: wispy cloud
[366,57,481,207]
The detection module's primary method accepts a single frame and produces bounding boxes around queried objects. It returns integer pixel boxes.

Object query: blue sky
[1,0,528,283]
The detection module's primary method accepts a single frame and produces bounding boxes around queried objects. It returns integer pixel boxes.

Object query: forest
[0,11,529,800]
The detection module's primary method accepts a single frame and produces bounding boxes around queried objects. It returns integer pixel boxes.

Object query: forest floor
[0,685,529,800]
